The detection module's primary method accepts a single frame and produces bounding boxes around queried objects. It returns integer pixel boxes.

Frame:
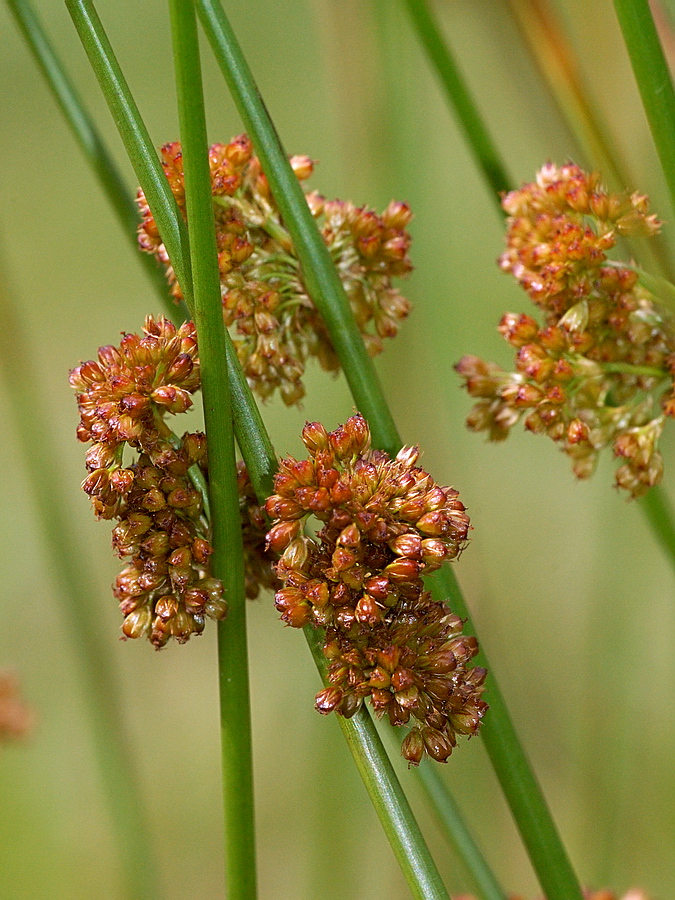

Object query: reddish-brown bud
[355,595,384,625]
[266,520,302,552]
[315,686,343,714]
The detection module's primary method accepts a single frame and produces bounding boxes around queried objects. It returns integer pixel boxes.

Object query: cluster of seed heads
[266,414,486,764]
[457,162,675,497]
[137,134,412,406]
[70,317,272,648]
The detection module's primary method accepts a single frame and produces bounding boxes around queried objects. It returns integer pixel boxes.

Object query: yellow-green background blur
[2,1,674,897]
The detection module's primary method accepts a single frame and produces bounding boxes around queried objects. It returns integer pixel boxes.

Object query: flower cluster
[0,671,34,742]
[265,414,486,764]
[70,317,276,648]
[457,162,675,497]
[70,316,225,647]
[137,135,412,406]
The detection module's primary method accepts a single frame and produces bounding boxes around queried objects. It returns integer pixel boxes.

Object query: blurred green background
[1,0,674,897]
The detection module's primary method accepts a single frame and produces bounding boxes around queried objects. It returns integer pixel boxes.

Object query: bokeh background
[2,0,674,897]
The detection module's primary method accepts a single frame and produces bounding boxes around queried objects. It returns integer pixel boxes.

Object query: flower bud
[315,686,343,714]
[122,606,152,639]
[355,595,383,625]
[266,520,302,552]
[422,727,455,762]
[290,155,314,180]
[401,728,425,765]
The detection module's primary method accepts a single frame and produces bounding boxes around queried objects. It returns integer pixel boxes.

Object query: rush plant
[2,1,674,898]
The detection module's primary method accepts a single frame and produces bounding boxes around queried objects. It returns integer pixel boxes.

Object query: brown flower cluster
[265,414,486,765]
[70,317,275,648]
[0,671,34,742]
[137,135,412,406]
[457,162,675,497]
[70,316,224,647]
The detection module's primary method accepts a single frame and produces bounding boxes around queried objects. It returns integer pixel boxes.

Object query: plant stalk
[168,1,256,896]
[640,485,675,579]
[196,0,401,458]
[6,0,178,306]
[64,0,276,499]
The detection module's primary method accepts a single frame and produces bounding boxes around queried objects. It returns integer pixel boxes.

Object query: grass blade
[640,485,675,578]
[416,764,507,900]
[65,0,194,308]
[7,0,186,321]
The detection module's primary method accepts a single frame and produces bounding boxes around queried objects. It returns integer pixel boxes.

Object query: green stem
[168,1,256,896]
[415,764,508,900]
[613,0,675,221]
[600,362,668,379]
[640,485,675,578]
[304,626,451,900]
[5,0,179,310]
[401,0,511,206]
[197,3,583,896]
[0,268,158,900]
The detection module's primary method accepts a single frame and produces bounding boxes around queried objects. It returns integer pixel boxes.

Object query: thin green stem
[614,0,675,221]
[197,4,583,897]
[415,764,508,900]
[640,485,675,578]
[168,1,256,897]
[600,362,668,379]
[0,267,158,900]
[401,0,511,206]
[304,626,450,900]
